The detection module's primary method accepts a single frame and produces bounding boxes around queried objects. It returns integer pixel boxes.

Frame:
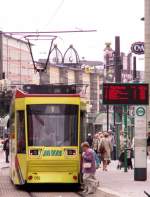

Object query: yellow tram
[9,84,86,185]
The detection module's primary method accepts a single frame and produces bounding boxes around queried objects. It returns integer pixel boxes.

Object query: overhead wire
[41,0,65,30]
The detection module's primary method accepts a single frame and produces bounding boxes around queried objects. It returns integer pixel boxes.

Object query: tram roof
[15,84,82,98]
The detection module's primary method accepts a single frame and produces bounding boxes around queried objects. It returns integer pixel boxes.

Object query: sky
[0,0,144,69]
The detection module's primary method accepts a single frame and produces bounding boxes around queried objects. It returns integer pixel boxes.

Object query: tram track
[21,183,83,197]
[27,191,82,197]
[25,184,83,197]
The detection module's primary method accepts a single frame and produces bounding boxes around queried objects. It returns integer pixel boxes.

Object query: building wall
[2,35,34,84]
[49,66,60,84]
[145,0,150,132]
[75,70,83,84]
[59,67,68,84]
[68,69,75,84]
[90,73,98,113]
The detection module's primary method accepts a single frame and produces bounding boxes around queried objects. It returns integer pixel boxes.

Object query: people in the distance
[86,133,93,148]
[3,134,9,163]
[147,132,150,159]
[99,132,112,171]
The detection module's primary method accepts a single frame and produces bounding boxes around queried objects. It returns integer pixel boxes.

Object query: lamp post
[133,56,137,80]
[114,36,122,159]
[123,105,128,172]
[104,43,114,132]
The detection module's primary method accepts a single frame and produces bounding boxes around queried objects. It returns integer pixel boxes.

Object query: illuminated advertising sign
[131,42,144,55]
[103,83,149,105]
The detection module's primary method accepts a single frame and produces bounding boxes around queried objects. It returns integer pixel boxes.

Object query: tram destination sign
[103,83,149,105]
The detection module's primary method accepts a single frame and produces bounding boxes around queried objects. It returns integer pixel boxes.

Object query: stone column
[145,0,150,131]
[39,70,50,85]
[75,69,83,84]
[59,67,68,84]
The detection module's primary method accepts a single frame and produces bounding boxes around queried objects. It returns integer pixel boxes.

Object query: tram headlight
[29,149,39,155]
[65,149,77,156]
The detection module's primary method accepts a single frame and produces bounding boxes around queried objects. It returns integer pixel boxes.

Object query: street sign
[136,106,145,116]
[103,83,149,105]
[134,105,147,181]
[131,42,144,55]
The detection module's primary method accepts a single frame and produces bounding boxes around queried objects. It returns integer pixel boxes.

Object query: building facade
[0,32,34,85]
[145,0,150,132]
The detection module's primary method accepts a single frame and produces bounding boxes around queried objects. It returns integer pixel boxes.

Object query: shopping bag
[83,162,92,168]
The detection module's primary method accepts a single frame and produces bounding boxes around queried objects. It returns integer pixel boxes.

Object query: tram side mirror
[148,121,150,129]
[7,119,10,129]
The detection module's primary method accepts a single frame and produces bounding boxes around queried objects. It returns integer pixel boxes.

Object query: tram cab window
[27,104,78,147]
[17,111,26,153]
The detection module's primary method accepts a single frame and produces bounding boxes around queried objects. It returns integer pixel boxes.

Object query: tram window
[9,112,15,133]
[9,102,15,135]
[27,104,78,147]
[16,111,26,153]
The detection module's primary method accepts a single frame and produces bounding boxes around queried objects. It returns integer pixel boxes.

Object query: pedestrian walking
[120,131,124,152]
[86,133,93,148]
[147,132,150,159]
[92,133,102,167]
[93,133,99,154]
[118,131,133,169]
[131,137,134,158]
[99,132,112,171]
[81,142,99,195]
[127,147,133,169]
[3,134,9,163]
[108,130,115,160]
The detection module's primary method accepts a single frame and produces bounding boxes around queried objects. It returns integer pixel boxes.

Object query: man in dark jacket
[86,133,93,148]
[3,135,9,163]
[147,132,150,159]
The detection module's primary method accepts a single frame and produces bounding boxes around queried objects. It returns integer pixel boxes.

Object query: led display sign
[103,83,149,105]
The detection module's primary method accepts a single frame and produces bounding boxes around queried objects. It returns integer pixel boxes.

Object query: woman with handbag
[99,132,112,171]
[81,142,98,195]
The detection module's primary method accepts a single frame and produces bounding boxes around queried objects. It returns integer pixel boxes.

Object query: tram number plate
[34,176,40,181]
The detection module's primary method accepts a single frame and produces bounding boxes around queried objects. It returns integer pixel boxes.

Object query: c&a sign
[131,42,144,55]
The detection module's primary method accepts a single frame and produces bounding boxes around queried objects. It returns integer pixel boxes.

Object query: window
[9,102,15,135]
[17,111,26,153]
[27,104,78,147]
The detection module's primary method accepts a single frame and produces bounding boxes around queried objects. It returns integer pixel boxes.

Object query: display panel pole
[123,105,128,172]
[116,122,120,160]
[107,105,109,131]
[134,106,147,181]
[114,36,122,160]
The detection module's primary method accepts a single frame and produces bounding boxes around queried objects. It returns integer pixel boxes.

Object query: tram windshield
[27,104,78,147]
